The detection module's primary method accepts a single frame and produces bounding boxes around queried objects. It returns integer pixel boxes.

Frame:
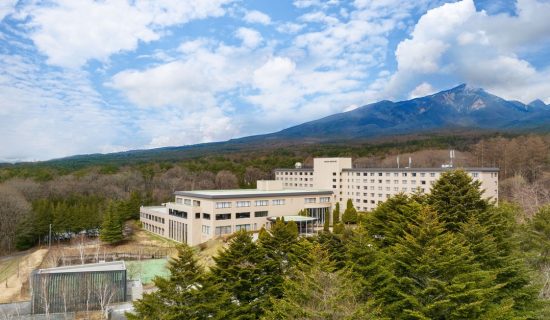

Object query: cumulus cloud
[243,10,271,25]
[20,0,233,68]
[387,0,550,102]
[235,27,263,48]
[409,82,435,99]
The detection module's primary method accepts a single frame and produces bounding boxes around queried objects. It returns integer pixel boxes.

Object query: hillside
[245,84,550,141]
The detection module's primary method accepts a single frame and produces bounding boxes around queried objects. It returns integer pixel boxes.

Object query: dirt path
[0,248,49,303]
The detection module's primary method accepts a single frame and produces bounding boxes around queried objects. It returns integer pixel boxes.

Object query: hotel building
[141,157,498,245]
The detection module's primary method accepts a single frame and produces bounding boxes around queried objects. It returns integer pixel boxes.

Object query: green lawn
[126,258,170,284]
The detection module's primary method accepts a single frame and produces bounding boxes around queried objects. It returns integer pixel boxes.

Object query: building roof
[342,167,499,172]
[174,188,332,199]
[273,168,314,171]
[37,261,126,274]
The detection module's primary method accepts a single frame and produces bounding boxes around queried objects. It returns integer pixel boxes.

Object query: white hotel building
[141,157,498,246]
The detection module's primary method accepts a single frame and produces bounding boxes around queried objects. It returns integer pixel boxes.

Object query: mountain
[241,84,550,141]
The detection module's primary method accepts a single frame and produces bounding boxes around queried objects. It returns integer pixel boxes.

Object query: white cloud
[243,10,271,25]
[276,22,305,34]
[409,82,435,98]
[253,57,296,90]
[386,0,550,103]
[0,54,128,162]
[21,0,233,68]
[0,0,17,21]
[235,27,263,48]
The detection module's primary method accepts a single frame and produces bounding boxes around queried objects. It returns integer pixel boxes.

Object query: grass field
[126,258,169,284]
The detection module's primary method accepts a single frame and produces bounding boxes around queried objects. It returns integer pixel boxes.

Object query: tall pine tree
[128,245,230,319]
[342,199,358,224]
[100,201,123,244]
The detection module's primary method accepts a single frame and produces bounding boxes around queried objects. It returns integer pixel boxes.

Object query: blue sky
[1,0,549,162]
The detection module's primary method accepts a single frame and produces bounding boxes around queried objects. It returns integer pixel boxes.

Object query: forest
[0,133,549,318]
[129,170,550,319]
[0,133,548,254]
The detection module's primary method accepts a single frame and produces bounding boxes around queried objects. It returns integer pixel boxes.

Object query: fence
[56,249,171,266]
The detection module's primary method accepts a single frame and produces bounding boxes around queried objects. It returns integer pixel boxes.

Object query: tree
[128,245,230,319]
[263,245,369,320]
[211,231,270,319]
[365,194,422,248]
[100,201,123,244]
[0,185,31,253]
[342,199,358,224]
[215,170,239,189]
[427,170,489,231]
[333,222,345,235]
[332,202,340,225]
[371,208,503,319]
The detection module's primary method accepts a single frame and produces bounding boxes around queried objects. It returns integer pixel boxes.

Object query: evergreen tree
[333,222,345,235]
[256,219,307,309]
[323,210,330,232]
[365,194,422,248]
[100,201,124,244]
[525,205,550,268]
[211,231,270,319]
[128,245,230,319]
[333,202,340,225]
[263,245,370,320]
[316,231,347,270]
[427,170,489,231]
[342,199,358,224]
[372,208,502,319]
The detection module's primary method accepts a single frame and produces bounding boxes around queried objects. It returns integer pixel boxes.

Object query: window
[430,172,436,177]
[169,209,187,219]
[254,211,268,217]
[394,180,399,184]
[304,198,316,203]
[402,180,407,184]
[332,185,337,188]
[320,197,330,203]
[370,179,375,183]
[216,202,231,209]
[193,200,201,206]
[255,200,268,206]
[176,197,183,204]
[184,199,191,205]
[272,199,285,205]
[403,172,408,177]
[236,224,251,232]
[195,212,200,219]
[394,172,399,177]
[202,225,210,235]
[420,173,426,177]
[370,172,374,176]
[472,172,479,177]
[215,226,231,236]
[236,201,251,207]
[412,173,417,177]
[333,172,337,176]
[378,173,383,176]
[421,180,426,185]
[236,212,250,219]
[216,213,231,220]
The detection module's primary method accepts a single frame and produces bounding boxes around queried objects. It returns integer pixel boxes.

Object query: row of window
[216,199,282,209]
[141,213,165,224]
[276,171,313,176]
[276,177,313,181]
[175,198,201,206]
[207,224,254,236]
[284,183,314,188]
[212,211,269,220]
[345,179,431,185]
[347,171,438,177]
[143,222,164,235]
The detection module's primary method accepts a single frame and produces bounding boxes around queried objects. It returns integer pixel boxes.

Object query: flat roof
[273,168,314,171]
[267,215,317,222]
[37,261,126,274]
[142,206,168,214]
[174,188,332,199]
[342,167,499,172]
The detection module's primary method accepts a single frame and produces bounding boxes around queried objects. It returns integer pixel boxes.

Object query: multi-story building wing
[274,157,498,211]
[143,157,498,246]
[141,180,332,246]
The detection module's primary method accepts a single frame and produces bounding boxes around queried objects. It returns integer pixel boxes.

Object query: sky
[1,0,550,162]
